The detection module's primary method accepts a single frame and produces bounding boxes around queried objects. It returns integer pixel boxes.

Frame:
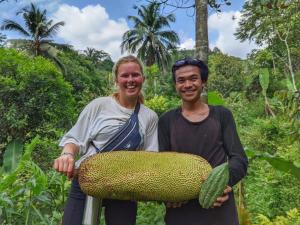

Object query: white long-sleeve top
[59,96,158,168]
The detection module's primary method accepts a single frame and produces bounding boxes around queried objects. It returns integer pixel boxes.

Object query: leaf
[285,79,294,91]
[245,149,300,180]
[244,148,258,159]
[259,68,269,95]
[208,91,224,105]
[3,139,23,173]
[260,154,300,180]
[25,160,48,195]
[0,137,36,192]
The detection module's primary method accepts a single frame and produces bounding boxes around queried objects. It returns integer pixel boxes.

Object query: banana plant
[259,68,276,117]
[3,139,23,173]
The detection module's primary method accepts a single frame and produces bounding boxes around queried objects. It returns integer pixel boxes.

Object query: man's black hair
[171,58,209,82]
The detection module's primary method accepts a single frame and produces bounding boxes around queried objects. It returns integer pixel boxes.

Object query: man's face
[174,65,203,103]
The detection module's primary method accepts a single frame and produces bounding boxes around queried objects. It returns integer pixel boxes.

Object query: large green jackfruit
[78,151,228,207]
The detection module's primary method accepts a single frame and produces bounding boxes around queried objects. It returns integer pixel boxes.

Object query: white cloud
[179,38,195,50]
[52,4,129,60]
[208,11,259,58]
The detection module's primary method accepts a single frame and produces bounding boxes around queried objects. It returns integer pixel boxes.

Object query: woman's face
[115,62,145,101]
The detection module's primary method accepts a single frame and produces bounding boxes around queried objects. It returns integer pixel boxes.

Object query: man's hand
[213,186,232,207]
[165,201,188,208]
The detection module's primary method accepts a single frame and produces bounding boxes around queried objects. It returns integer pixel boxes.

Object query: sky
[0,0,258,61]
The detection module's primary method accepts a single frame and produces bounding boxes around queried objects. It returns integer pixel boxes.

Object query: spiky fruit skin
[78,151,212,202]
[199,162,229,208]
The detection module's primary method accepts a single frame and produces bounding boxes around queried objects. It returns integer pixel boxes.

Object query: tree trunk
[195,0,209,103]
[195,0,209,65]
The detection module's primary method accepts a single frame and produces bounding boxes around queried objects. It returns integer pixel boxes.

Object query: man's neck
[181,99,209,122]
[181,99,203,112]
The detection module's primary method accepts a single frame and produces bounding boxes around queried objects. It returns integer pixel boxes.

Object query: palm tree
[121,2,179,71]
[1,3,65,58]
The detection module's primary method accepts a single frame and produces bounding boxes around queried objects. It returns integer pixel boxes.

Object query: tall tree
[235,0,299,91]
[121,2,179,71]
[83,47,111,64]
[1,3,65,57]
[195,0,208,64]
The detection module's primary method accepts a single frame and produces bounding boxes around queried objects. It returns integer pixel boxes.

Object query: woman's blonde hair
[112,55,145,104]
[112,55,144,78]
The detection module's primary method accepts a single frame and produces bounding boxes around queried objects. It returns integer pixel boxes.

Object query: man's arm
[221,107,248,187]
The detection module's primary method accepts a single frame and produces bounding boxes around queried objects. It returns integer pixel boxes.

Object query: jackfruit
[78,151,212,202]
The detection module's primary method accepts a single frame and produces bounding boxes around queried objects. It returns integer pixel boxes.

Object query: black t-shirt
[158,105,248,225]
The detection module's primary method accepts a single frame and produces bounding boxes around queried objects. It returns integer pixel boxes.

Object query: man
[158,58,248,225]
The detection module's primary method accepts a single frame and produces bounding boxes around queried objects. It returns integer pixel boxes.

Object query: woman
[53,55,158,225]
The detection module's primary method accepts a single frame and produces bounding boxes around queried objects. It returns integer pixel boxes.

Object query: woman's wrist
[60,152,75,158]
[61,143,79,158]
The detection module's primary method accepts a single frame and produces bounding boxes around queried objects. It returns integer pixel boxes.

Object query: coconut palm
[1,3,65,60]
[121,2,179,71]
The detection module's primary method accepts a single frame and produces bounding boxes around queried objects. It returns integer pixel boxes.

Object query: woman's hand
[53,143,79,180]
[213,186,232,207]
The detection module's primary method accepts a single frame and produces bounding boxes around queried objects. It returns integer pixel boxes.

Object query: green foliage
[0,48,75,144]
[145,95,180,116]
[244,160,300,221]
[208,52,245,97]
[30,136,61,172]
[246,149,300,180]
[255,208,300,225]
[100,202,165,225]
[236,0,300,91]
[3,139,23,172]
[0,136,36,192]
[0,137,69,225]
[259,68,270,96]
[59,49,111,109]
[207,91,225,105]
[144,64,161,97]
[136,202,165,225]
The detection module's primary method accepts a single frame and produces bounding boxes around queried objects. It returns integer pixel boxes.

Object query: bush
[0,48,76,146]
[145,95,180,116]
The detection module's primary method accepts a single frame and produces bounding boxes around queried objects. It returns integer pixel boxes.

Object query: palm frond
[41,21,65,38]
[121,1,178,70]
[1,19,30,36]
